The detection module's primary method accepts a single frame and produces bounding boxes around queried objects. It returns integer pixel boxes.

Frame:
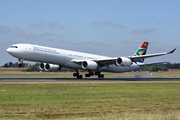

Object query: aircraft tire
[98,74,104,79]
[73,73,76,77]
[19,63,23,68]
[77,75,83,79]
[95,72,99,76]
[85,74,91,77]
[91,72,94,76]
[101,74,104,78]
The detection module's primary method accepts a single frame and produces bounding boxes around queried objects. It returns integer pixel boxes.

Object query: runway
[0,78,180,82]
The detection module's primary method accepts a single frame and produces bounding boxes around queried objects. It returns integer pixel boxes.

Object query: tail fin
[134,41,149,63]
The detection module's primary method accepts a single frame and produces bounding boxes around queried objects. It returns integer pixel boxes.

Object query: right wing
[71,48,176,68]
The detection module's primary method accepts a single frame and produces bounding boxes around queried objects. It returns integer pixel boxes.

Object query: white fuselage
[7,43,140,72]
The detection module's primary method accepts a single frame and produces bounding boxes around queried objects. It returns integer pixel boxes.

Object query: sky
[0,0,180,66]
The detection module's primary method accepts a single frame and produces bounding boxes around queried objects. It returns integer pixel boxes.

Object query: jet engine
[39,63,45,70]
[116,57,132,67]
[39,63,61,71]
[45,63,61,71]
[82,60,98,70]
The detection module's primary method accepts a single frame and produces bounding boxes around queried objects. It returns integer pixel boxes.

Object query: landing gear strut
[73,69,83,79]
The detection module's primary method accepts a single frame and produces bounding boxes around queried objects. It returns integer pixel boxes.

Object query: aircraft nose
[7,48,12,54]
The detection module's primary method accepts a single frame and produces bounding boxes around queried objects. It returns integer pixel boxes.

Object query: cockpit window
[11,46,18,48]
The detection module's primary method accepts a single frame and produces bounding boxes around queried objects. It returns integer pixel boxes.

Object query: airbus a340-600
[7,41,176,79]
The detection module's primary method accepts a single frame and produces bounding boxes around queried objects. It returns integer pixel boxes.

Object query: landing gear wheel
[101,74,104,78]
[73,73,79,77]
[79,75,83,79]
[95,72,98,76]
[98,75,101,78]
[91,72,94,76]
[98,73,104,79]
[73,70,83,79]
[77,75,83,79]
[85,74,89,77]
[85,71,95,78]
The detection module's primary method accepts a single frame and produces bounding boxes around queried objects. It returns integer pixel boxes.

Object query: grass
[0,82,180,119]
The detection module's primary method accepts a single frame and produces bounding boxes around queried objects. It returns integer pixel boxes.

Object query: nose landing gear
[18,58,24,68]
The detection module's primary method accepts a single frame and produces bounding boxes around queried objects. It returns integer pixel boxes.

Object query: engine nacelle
[39,63,61,71]
[39,63,45,70]
[45,63,61,72]
[82,60,98,70]
[116,57,132,67]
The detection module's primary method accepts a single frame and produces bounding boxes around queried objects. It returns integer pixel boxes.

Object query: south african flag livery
[134,41,149,63]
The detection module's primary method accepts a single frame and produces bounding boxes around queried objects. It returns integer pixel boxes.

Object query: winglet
[169,48,176,54]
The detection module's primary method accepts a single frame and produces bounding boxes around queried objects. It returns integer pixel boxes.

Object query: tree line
[2,62,180,72]
[2,62,29,68]
[140,63,180,72]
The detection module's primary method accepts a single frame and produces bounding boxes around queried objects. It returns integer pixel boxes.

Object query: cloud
[0,26,59,39]
[17,31,58,39]
[41,33,58,36]
[17,31,41,38]
[91,20,125,28]
[30,22,63,28]
[0,26,14,34]
[30,22,46,27]
[121,38,149,44]
[132,28,157,34]
[50,22,63,28]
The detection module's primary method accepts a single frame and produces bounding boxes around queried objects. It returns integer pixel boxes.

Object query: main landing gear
[95,71,104,79]
[85,71,104,79]
[85,71,94,77]
[73,70,83,79]
[73,70,104,79]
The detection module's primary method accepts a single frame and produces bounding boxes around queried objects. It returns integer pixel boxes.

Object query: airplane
[7,41,176,79]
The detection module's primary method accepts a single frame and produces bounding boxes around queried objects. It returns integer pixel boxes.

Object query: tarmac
[0,78,180,82]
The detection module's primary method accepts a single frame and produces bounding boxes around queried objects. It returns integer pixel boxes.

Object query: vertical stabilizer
[134,41,149,63]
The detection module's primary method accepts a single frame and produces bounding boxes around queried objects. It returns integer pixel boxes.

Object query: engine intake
[116,57,132,67]
[82,60,98,70]
[39,63,45,70]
